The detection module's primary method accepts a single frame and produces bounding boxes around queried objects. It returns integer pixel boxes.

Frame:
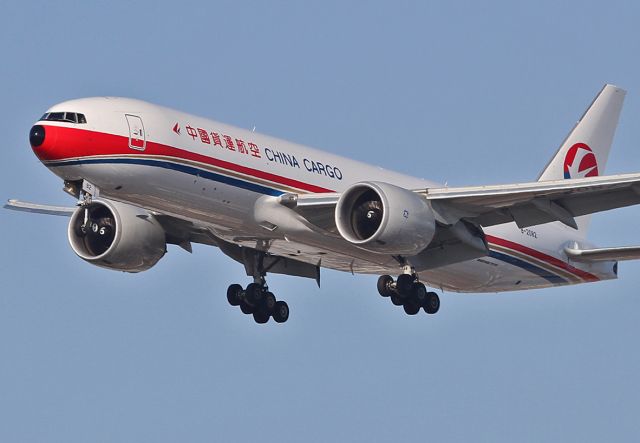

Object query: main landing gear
[225,249,291,324]
[377,274,440,316]
[226,280,290,324]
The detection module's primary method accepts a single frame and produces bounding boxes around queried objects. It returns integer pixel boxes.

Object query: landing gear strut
[226,280,289,324]
[377,274,440,316]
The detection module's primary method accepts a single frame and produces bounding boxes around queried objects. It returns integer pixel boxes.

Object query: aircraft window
[48,112,65,121]
[41,112,87,124]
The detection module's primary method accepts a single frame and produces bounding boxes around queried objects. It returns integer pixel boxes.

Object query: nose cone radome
[30,125,45,147]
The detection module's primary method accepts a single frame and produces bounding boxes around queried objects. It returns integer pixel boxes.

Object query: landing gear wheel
[412,282,427,303]
[390,294,404,306]
[423,292,440,314]
[253,310,270,324]
[245,283,264,304]
[226,284,242,306]
[262,292,276,312]
[240,301,254,315]
[403,299,421,315]
[272,300,289,323]
[396,274,414,295]
[377,275,394,297]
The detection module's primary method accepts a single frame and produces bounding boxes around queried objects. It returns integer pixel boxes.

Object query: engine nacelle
[335,181,436,255]
[68,198,166,272]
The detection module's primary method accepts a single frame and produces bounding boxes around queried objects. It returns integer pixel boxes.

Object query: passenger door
[125,114,146,150]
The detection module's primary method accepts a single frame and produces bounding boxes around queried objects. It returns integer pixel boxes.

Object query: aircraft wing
[290,172,640,231]
[419,172,640,229]
[8,171,640,237]
[4,199,76,216]
[3,199,219,250]
[4,198,321,281]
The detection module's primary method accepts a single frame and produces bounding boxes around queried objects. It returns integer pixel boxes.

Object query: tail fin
[538,84,626,237]
[538,84,626,181]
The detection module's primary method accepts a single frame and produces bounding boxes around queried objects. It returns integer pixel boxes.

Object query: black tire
[262,292,276,312]
[396,274,414,295]
[412,282,427,303]
[253,310,270,324]
[377,275,393,297]
[226,284,242,306]
[240,301,254,315]
[403,299,420,315]
[390,294,404,306]
[272,300,289,323]
[245,283,264,304]
[424,292,440,314]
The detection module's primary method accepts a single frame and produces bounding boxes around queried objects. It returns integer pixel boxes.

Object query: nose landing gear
[377,274,440,316]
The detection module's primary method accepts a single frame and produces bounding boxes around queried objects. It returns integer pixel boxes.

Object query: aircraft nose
[30,125,45,147]
[29,123,60,163]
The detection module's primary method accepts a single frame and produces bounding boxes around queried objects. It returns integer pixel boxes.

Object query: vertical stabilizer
[538,84,625,181]
[538,84,626,237]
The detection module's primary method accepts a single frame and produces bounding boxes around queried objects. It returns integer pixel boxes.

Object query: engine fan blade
[352,199,383,239]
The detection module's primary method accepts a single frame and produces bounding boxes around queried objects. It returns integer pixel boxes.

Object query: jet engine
[335,181,436,255]
[68,198,166,272]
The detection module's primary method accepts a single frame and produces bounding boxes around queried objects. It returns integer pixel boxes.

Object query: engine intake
[335,182,436,255]
[68,198,166,272]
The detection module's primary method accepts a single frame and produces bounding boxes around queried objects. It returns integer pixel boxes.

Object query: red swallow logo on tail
[563,143,598,179]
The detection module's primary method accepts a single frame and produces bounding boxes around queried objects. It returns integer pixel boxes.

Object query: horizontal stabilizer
[4,199,76,216]
[565,245,640,262]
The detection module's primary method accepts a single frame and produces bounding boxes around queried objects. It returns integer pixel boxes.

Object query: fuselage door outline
[125,114,146,151]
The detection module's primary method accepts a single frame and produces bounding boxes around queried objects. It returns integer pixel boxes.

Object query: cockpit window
[40,112,87,124]
[47,112,65,121]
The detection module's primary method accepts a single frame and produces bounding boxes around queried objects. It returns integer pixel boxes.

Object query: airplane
[6,84,640,324]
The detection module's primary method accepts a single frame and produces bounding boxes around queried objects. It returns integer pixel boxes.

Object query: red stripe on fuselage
[34,125,335,194]
[485,234,599,282]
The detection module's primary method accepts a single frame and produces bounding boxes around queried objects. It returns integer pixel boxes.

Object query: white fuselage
[32,97,617,292]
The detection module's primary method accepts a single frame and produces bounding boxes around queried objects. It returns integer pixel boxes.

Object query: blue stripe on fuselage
[489,250,567,284]
[46,157,284,196]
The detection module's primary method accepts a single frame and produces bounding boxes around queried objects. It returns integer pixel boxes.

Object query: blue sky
[1,1,639,441]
